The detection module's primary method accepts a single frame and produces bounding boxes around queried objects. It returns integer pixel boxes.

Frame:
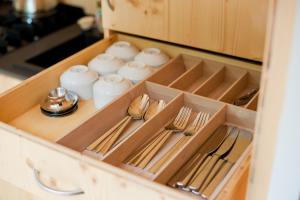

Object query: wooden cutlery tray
[0,33,260,200]
[58,81,256,199]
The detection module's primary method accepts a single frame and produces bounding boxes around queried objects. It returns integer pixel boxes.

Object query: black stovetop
[0,2,84,55]
[0,2,103,79]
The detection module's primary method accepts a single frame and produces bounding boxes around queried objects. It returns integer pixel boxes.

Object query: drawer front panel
[0,128,23,186]
[0,179,42,200]
[19,136,90,200]
[82,162,186,200]
[0,127,184,200]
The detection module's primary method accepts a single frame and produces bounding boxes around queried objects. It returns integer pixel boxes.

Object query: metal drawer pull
[33,168,84,196]
[107,0,115,11]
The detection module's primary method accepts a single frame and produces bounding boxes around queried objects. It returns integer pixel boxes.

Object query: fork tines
[184,111,210,136]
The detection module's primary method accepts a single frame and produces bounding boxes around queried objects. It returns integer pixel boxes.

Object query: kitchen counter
[0,69,23,94]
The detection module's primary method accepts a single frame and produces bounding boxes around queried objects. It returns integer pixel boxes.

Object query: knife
[200,130,252,198]
[167,125,228,189]
[189,127,239,193]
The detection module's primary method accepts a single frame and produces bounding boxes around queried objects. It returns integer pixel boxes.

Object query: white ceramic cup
[88,53,125,75]
[118,61,154,84]
[93,74,133,109]
[134,47,170,67]
[60,65,98,100]
[77,16,95,31]
[105,41,139,61]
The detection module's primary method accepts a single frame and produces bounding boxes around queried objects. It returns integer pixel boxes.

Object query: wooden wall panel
[102,0,268,61]
[102,0,169,40]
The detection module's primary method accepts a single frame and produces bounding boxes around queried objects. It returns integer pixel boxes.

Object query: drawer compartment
[58,82,180,157]
[193,66,248,100]
[104,93,225,177]
[219,72,260,109]
[158,105,255,200]
[147,54,202,86]
[0,37,116,142]
[169,60,224,92]
[0,33,262,200]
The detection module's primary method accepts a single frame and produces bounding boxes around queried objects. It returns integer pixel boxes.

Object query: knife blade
[200,130,252,198]
[189,127,239,192]
[168,125,229,188]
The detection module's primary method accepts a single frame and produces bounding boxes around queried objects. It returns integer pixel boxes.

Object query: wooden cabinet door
[169,0,268,61]
[102,0,268,61]
[102,0,169,40]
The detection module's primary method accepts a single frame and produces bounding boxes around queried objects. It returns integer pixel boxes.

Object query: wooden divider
[153,104,256,199]
[169,60,224,93]
[58,82,180,152]
[194,66,248,100]
[219,71,260,106]
[103,93,225,179]
[245,92,259,111]
[103,92,185,166]
[0,36,117,123]
[147,54,202,86]
[153,105,227,183]
[218,72,249,102]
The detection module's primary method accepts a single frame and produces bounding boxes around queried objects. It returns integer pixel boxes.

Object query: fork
[184,112,210,136]
[126,106,192,168]
[148,111,210,173]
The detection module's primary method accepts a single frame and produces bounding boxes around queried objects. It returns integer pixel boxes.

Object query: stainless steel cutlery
[167,125,252,198]
[87,94,166,155]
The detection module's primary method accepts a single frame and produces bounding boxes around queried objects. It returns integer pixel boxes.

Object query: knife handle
[149,136,189,174]
[126,130,165,164]
[87,116,130,151]
[136,130,172,168]
[131,130,168,166]
[199,159,225,192]
[176,154,209,189]
[202,161,233,198]
[189,154,220,191]
[99,116,132,154]
[167,151,203,188]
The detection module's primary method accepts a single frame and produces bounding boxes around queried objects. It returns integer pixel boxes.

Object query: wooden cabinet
[102,0,169,40]
[0,1,295,200]
[0,0,280,199]
[102,0,268,61]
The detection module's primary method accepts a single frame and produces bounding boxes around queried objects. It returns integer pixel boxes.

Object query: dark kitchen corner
[0,0,103,79]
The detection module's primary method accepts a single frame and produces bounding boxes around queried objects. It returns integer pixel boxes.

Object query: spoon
[143,99,166,121]
[88,94,150,154]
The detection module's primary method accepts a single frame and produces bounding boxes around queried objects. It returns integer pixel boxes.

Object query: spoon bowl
[127,94,150,119]
[143,99,166,121]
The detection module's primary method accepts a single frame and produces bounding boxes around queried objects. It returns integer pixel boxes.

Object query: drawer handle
[107,0,115,11]
[33,168,84,196]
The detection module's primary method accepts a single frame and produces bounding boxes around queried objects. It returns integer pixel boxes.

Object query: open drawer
[0,33,261,200]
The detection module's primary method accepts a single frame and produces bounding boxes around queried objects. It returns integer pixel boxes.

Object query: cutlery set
[124,106,210,172]
[80,90,252,198]
[87,94,166,155]
[167,125,252,198]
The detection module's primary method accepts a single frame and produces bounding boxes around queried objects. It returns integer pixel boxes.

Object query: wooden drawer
[0,33,260,200]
